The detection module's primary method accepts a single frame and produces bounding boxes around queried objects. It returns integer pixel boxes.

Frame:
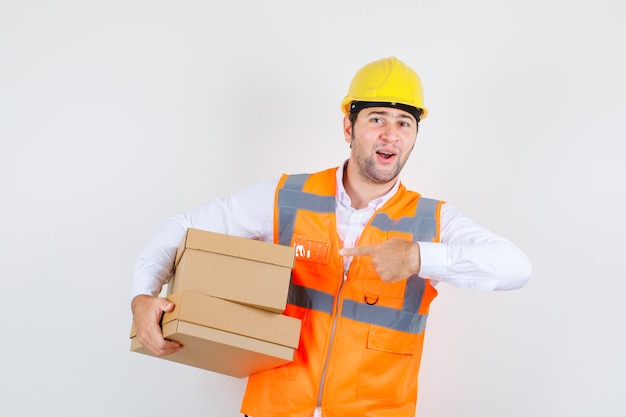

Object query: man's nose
[380,124,400,141]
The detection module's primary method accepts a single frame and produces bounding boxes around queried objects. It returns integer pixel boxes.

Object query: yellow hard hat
[341,56,428,121]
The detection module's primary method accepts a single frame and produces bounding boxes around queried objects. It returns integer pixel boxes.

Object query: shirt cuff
[417,241,448,281]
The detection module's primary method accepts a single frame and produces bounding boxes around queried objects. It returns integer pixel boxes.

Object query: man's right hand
[131,294,184,357]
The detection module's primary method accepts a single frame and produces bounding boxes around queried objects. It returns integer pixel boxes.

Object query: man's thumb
[161,300,175,313]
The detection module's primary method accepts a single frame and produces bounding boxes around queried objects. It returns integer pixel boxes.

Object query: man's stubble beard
[350,130,414,185]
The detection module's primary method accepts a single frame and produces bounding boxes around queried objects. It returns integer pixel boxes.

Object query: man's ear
[343,115,353,145]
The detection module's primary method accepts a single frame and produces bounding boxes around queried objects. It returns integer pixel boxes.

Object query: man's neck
[342,164,396,210]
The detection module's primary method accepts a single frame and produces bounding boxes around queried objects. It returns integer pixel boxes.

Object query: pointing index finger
[339,245,374,257]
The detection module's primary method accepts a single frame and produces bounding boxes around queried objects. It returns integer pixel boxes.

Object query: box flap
[162,291,301,348]
[171,249,291,313]
[174,228,295,268]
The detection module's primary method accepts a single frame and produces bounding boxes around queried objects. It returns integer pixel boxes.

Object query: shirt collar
[335,160,400,211]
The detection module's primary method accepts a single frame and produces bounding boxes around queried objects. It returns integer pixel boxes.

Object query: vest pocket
[356,325,419,401]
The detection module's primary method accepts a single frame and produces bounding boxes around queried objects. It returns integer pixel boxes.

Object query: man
[131,56,531,417]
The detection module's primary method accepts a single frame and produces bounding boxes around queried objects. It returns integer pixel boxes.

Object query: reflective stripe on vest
[370,196,439,241]
[278,178,439,335]
[288,278,427,334]
[277,173,335,246]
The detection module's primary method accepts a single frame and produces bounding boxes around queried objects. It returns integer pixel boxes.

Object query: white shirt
[132,165,531,298]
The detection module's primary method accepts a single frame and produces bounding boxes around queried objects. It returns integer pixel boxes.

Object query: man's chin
[368,169,400,184]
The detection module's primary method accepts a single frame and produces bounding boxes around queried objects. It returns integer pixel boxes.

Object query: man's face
[344,106,418,185]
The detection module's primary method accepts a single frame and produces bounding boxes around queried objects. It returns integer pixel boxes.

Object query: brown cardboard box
[130,290,301,378]
[170,228,295,313]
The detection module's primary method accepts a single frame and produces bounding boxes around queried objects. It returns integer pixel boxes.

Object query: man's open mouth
[377,150,396,160]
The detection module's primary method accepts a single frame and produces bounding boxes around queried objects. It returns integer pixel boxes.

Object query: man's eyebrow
[366,110,415,122]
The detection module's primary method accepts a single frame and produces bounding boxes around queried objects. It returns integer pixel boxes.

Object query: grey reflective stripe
[287,283,335,315]
[403,274,426,312]
[283,173,309,191]
[370,197,439,242]
[278,189,335,212]
[277,174,335,246]
[370,213,437,241]
[277,206,297,246]
[415,197,439,220]
[277,174,309,246]
[342,299,428,334]
[413,197,439,241]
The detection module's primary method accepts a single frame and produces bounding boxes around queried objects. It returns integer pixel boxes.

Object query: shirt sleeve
[131,178,278,299]
[418,203,532,290]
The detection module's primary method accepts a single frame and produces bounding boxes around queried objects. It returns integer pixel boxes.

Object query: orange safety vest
[241,167,443,417]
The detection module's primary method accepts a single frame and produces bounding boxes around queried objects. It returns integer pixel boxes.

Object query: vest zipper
[316,270,348,409]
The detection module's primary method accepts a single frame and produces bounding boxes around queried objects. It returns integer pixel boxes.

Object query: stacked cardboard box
[130,228,300,378]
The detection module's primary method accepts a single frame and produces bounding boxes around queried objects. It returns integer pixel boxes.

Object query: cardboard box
[170,228,295,313]
[130,290,301,378]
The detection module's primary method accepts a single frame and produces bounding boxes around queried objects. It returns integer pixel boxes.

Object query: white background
[1,1,625,416]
